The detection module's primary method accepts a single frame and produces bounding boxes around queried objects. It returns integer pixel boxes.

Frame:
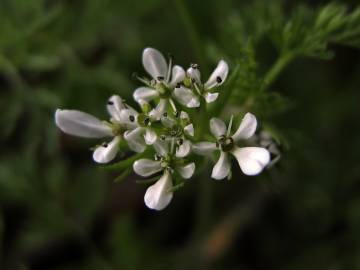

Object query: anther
[163,112,168,117]
[190,63,198,69]
[154,154,162,161]
[107,101,114,105]
[157,76,165,81]
[177,138,184,145]
[216,76,222,83]
[102,143,108,148]
[144,117,150,125]
[175,83,181,88]
[160,135,166,141]
[129,115,135,122]
[173,111,179,118]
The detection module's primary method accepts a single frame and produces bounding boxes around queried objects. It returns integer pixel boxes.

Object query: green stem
[264,52,294,89]
[173,0,208,74]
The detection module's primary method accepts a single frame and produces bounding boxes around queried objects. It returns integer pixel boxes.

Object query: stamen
[129,115,135,122]
[170,137,175,154]
[163,112,168,117]
[190,63,198,69]
[173,111,179,118]
[160,135,166,141]
[227,115,234,137]
[166,53,173,83]
[193,83,202,95]
[157,76,165,81]
[175,83,181,88]
[169,98,177,113]
[102,143,108,148]
[216,76,222,83]
[144,117,150,126]
[154,154,162,161]
[107,101,114,105]
[132,72,150,85]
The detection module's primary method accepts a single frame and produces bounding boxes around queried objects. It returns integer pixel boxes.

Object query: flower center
[137,113,151,127]
[156,82,172,98]
[216,135,234,152]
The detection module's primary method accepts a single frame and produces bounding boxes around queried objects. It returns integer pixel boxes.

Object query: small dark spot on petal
[157,76,164,81]
[216,76,222,83]
[107,101,114,105]
[129,115,135,122]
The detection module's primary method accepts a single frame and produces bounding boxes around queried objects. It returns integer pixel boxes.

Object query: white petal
[204,92,219,103]
[133,87,159,103]
[92,136,120,164]
[142,47,168,80]
[144,171,173,211]
[192,142,217,156]
[169,65,185,87]
[231,147,270,176]
[204,60,229,89]
[118,109,138,129]
[55,109,112,138]
[153,139,169,156]
[133,159,162,177]
[144,128,157,145]
[107,95,125,121]
[232,113,258,142]
[186,66,201,83]
[161,116,176,128]
[176,140,191,158]
[210,117,227,138]
[149,99,168,120]
[124,127,146,153]
[180,111,190,121]
[173,86,200,108]
[232,113,257,141]
[177,163,195,179]
[184,124,194,137]
[127,139,146,153]
[211,151,231,180]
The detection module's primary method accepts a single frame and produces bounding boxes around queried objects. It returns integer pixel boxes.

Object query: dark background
[1,0,360,269]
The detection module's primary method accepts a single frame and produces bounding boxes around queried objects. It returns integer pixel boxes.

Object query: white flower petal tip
[186,66,201,83]
[144,171,173,211]
[204,92,219,103]
[142,47,168,80]
[144,129,157,145]
[133,159,162,177]
[92,137,120,163]
[173,87,200,108]
[55,109,113,138]
[149,99,167,120]
[205,60,229,89]
[210,117,227,138]
[133,87,159,103]
[169,65,185,87]
[176,140,191,158]
[211,152,231,180]
[231,147,270,176]
[232,113,257,141]
[192,142,217,156]
[184,124,194,137]
[177,163,195,179]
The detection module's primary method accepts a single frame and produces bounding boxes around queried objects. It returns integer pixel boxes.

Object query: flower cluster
[55,47,275,211]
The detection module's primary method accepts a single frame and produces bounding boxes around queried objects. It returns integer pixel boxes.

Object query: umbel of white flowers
[54,47,273,211]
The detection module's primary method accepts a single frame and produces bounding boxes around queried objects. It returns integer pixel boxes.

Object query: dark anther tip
[157,76,165,81]
[129,115,135,122]
[216,76,222,83]
[107,101,114,105]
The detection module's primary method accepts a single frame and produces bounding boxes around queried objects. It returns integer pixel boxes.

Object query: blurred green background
[1,0,360,269]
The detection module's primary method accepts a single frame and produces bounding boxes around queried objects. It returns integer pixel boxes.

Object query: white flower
[160,111,194,158]
[133,139,195,210]
[173,60,229,107]
[55,95,136,164]
[133,47,186,116]
[121,100,159,153]
[193,113,270,179]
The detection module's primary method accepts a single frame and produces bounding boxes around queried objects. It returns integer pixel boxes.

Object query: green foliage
[0,0,360,269]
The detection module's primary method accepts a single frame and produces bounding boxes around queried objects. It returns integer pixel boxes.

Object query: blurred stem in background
[264,51,295,88]
[173,0,209,74]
